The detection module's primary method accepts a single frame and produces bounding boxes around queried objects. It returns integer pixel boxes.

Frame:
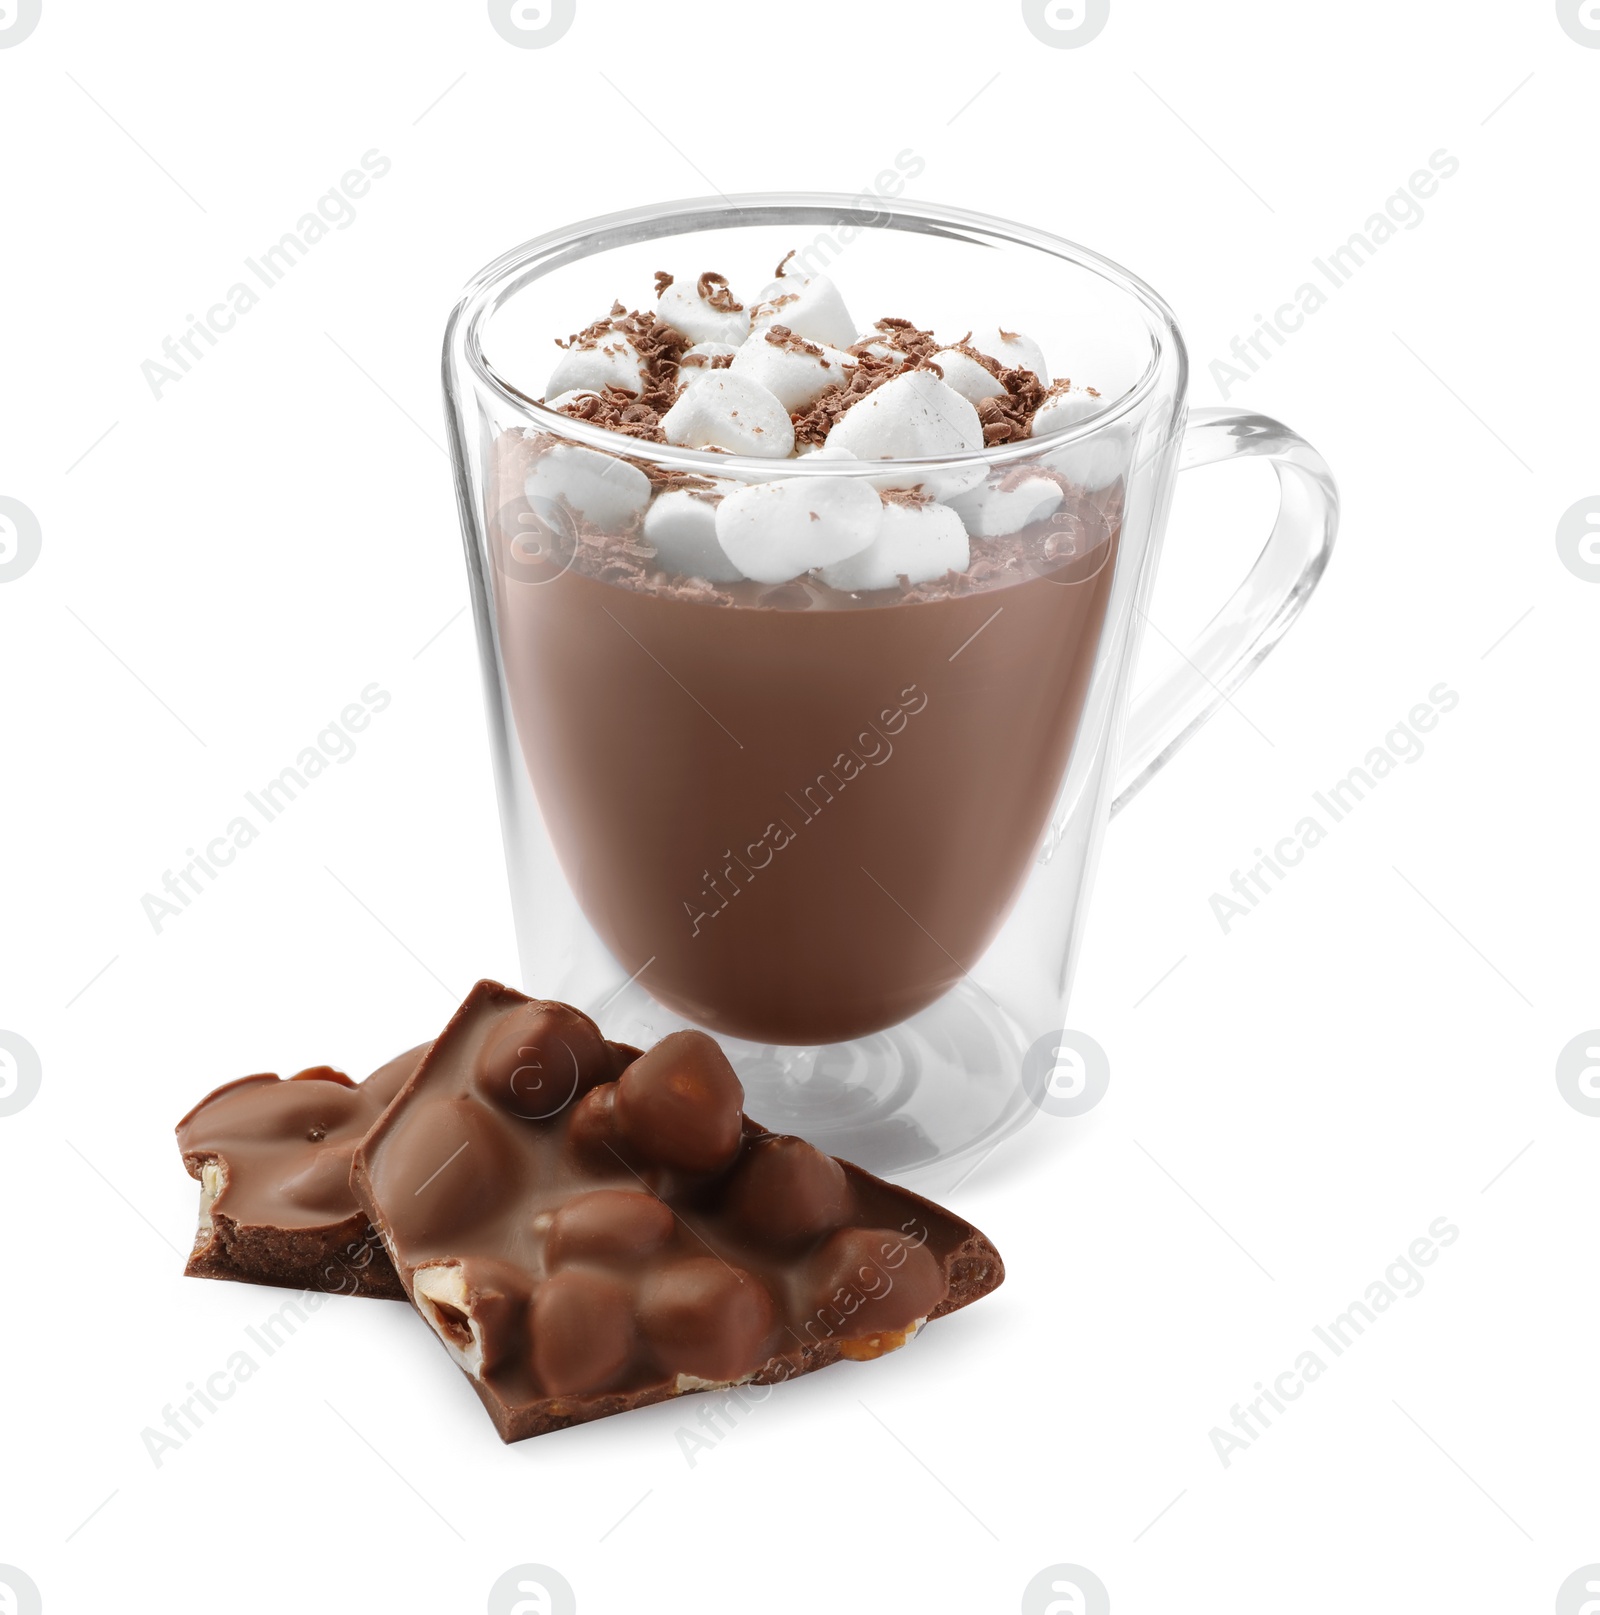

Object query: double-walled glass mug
[443,194,1337,1183]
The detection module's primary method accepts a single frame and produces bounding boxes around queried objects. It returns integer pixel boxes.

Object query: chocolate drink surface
[490,445,1119,1044]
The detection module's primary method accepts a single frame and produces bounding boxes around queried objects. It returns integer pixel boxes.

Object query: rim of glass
[444,192,1187,480]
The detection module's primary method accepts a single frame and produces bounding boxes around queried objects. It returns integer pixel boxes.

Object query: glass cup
[443,194,1337,1184]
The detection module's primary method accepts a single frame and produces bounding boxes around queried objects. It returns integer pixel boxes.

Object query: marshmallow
[661,372,796,458]
[1032,386,1126,490]
[642,484,745,583]
[820,500,969,592]
[546,334,645,398]
[824,370,986,497]
[729,327,855,411]
[965,326,1051,384]
[657,274,750,347]
[932,348,1005,403]
[750,271,857,349]
[714,477,882,584]
[1031,385,1108,432]
[948,473,1064,538]
[524,443,652,530]
[677,341,740,390]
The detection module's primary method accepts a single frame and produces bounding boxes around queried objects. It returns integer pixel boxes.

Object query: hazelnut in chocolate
[352,982,1004,1442]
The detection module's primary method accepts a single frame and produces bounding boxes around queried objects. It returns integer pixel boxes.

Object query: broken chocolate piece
[177,1045,428,1299]
[351,981,1005,1442]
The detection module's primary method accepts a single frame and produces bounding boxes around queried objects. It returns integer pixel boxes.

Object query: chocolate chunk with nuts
[352,980,1004,1441]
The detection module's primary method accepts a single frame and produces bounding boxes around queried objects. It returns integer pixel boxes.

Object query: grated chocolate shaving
[753,290,799,322]
[774,249,797,279]
[697,271,743,314]
[879,486,935,509]
[859,317,944,367]
[975,364,1051,446]
[571,511,737,604]
[763,324,826,358]
[544,306,689,444]
[648,466,724,498]
[653,270,674,297]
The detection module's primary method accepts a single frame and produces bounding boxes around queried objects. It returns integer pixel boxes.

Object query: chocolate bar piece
[177,1046,427,1299]
[352,981,1005,1442]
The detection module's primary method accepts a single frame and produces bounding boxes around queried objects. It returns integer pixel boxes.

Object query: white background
[2,2,1597,1611]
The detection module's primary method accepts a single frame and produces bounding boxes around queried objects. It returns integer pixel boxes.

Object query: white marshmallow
[657,276,750,346]
[965,326,1051,384]
[932,348,1005,403]
[545,388,599,411]
[1031,385,1108,432]
[677,341,739,390]
[729,328,855,411]
[827,371,982,461]
[1032,386,1126,490]
[948,473,1064,538]
[546,334,645,398]
[824,370,986,497]
[661,371,795,458]
[820,500,969,592]
[750,272,857,349]
[714,477,882,584]
[524,443,652,530]
[642,484,745,583]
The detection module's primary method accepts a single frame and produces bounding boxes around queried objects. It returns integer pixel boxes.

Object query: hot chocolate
[485,257,1126,1044]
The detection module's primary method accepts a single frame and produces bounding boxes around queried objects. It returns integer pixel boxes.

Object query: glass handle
[1110,407,1339,815]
